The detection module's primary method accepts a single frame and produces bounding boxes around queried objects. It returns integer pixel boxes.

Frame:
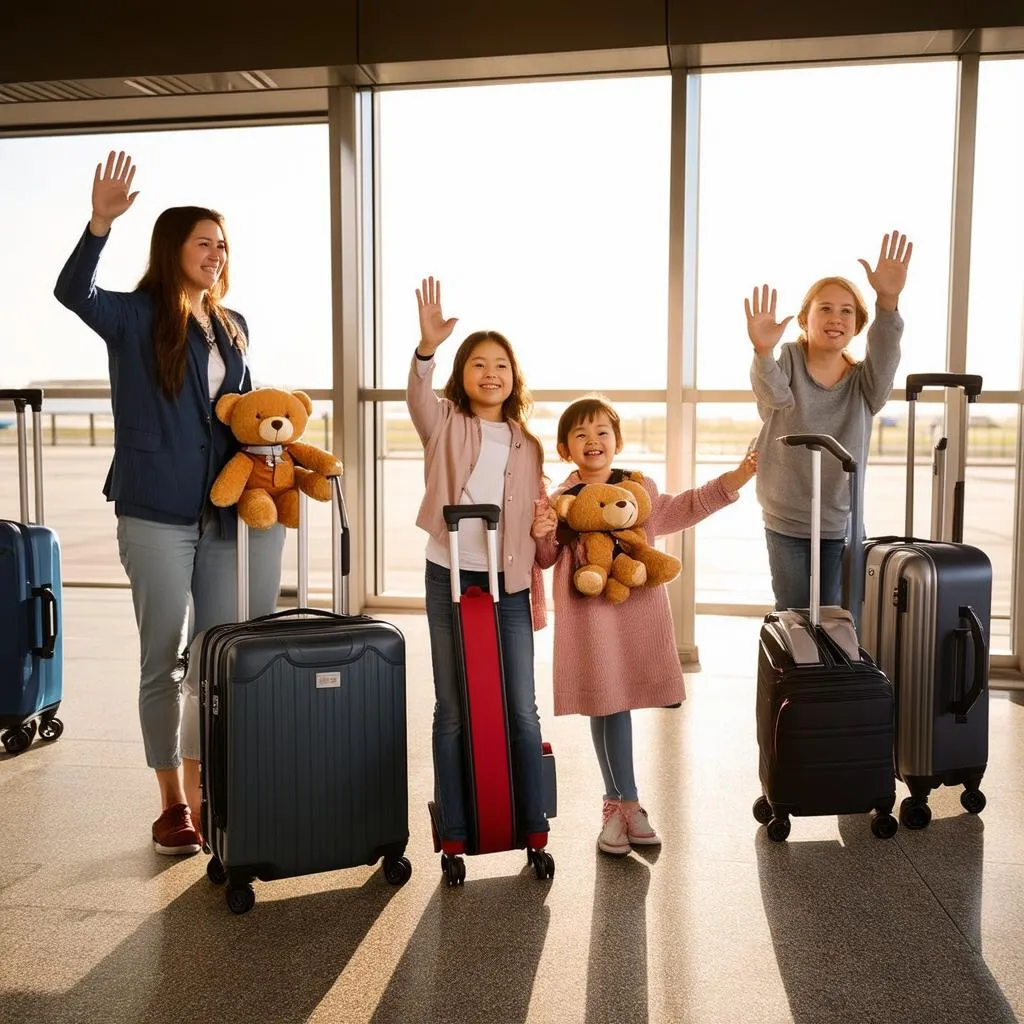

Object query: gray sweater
[750,306,904,539]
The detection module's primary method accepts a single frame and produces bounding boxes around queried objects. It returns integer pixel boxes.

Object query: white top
[207,343,226,400]
[426,418,511,571]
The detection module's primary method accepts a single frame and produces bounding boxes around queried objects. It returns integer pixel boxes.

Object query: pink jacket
[406,353,548,629]
[535,470,737,716]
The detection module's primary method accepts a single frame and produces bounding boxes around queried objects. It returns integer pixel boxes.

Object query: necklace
[194,309,215,350]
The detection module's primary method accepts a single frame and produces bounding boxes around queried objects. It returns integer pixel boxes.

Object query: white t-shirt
[207,343,226,400]
[426,418,511,571]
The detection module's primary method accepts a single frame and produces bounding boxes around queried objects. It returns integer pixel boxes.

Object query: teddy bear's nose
[270,419,284,430]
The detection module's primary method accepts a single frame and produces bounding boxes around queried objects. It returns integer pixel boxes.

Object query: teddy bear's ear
[214,393,243,425]
[552,494,576,519]
[292,390,314,415]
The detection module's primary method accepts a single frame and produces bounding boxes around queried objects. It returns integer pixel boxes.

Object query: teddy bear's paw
[574,567,605,596]
[237,490,278,530]
[299,472,333,502]
[605,580,631,604]
[613,555,647,588]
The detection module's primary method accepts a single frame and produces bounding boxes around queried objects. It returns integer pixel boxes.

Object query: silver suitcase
[861,373,991,830]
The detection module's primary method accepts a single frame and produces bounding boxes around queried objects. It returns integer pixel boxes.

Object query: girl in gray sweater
[747,230,913,610]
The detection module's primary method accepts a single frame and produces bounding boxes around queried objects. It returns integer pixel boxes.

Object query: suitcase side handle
[951,605,988,720]
[905,373,983,402]
[31,583,59,659]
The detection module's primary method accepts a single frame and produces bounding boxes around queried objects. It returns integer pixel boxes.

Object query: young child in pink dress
[533,396,757,855]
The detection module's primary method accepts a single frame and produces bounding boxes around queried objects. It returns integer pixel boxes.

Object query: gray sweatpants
[116,510,285,770]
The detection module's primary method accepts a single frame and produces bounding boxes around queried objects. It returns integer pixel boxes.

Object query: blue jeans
[764,528,845,611]
[591,711,638,802]
[424,560,548,842]
[117,510,285,769]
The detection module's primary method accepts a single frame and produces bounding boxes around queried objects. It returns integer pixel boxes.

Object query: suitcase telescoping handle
[778,433,861,629]
[0,388,45,525]
[235,475,350,621]
[443,504,501,606]
[904,373,982,543]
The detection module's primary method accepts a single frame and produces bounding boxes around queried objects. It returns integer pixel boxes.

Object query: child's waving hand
[416,276,460,356]
[531,498,558,540]
[857,230,913,311]
[720,448,758,494]
[744,284,794,357]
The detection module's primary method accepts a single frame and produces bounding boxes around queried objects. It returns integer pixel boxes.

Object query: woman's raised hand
[744,284,793,357]
[415,276,459,356]
[90,151,139,236]
[857,230,913,312]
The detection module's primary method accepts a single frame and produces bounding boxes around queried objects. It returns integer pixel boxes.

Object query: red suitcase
[427,504,556,886]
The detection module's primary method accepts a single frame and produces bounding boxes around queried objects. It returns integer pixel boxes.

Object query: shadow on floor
[585,853,651,1024]
[3,866,401,1024]
[756,813,1018,1024]
[371,864,552,1024]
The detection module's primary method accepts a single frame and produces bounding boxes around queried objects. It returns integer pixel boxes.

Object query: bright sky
[0,59,1021,399]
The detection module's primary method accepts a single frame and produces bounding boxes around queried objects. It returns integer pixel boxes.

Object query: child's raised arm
[857,230,913,313]
[746,284,796,413]
[406,275,460,444]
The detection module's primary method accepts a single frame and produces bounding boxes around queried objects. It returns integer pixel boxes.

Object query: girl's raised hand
[720,448,758,493]
[857,230,913,312]
[416,276,459,356]
[744,285,793,357]
[90,151,139,235]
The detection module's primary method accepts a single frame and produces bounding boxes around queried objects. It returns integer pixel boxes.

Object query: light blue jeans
[591,711,638,802]
[117,510,284,769]
[764,528,846,611]
[424,560,548,842]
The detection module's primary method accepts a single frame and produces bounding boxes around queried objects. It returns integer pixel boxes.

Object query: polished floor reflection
[1,592,1021,1024]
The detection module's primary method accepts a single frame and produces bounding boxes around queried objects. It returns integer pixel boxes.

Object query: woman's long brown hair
[443,330,547,469]
[136,206,247,399]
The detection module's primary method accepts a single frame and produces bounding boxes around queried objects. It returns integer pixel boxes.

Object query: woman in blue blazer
[54,151,285,855]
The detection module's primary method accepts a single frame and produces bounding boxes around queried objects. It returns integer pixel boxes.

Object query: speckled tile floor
[1,589,1022,1024]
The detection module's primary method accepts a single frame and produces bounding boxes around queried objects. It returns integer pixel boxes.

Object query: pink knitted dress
[538,471,736,717]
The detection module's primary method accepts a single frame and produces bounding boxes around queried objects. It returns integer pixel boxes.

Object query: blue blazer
[54,227,252,527]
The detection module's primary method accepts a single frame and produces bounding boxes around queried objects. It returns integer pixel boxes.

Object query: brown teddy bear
[553,473,681,604]
[209,387,342,529]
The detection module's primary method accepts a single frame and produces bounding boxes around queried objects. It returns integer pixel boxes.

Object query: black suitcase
[426,505,556,886]
[753,433,897,842]
[197,480,411,914]
[0,389,64,754]
[861,373,991,830]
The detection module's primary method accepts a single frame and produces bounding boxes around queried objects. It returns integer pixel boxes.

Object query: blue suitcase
[0,389,64,754]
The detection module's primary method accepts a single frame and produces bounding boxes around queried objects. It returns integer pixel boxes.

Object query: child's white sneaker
[597,799,630,856]
[623,804,661,846]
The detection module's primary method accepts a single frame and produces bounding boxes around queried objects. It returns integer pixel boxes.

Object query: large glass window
[694,61,959,390]
[0,124,331,584]
[376,76,672,392]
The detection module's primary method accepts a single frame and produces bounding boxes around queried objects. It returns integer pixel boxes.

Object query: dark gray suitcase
[197,480,411,914]
[861,373,991,830]
[753,434,897,843]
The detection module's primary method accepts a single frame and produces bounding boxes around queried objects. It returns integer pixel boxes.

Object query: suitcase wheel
[206,856,227,886]
[440,853,465,888]
[960,788,986,814]
[766,816,791,843]
[38,717,63,742]
[528,848,555,881]
[1,723,35,756]
[383,856,412,886]
[899,797,932,830]
[226,883,256,914]
[752,796,773,826]
[871,812,899,839]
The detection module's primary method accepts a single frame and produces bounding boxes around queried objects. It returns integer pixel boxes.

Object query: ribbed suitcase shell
[199,614,408,883]
[861,539,990,797]
[757,615,896,824]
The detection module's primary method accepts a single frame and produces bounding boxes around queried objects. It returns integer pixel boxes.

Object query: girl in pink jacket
[534,396,757,856]
[407,276,551,863]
